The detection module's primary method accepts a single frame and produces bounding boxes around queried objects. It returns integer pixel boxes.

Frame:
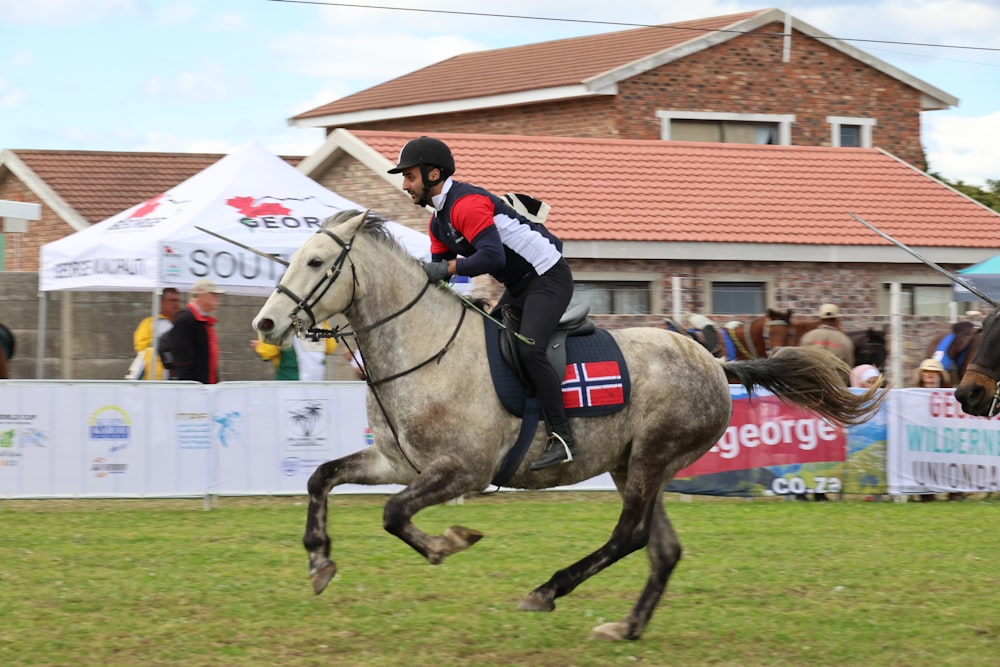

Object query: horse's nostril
[258,318,275,332]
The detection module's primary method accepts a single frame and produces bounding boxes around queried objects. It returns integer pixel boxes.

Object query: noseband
[275,228,357,338]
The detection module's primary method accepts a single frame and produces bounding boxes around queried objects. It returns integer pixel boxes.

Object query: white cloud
[924,111,1000,187]
[143,65,247,104]
[269,31,483,82]
[153,3,198,26]
[210,12,248,32]
[0,78,27,108]
[0,0,136,22]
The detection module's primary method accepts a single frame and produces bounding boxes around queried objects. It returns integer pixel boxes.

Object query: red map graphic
[226,196,290,218]
[129,194,165,218]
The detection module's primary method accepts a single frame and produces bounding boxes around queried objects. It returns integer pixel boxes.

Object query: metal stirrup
[547,432,574,462]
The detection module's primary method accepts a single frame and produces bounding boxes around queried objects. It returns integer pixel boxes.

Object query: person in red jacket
[170,278,224,384]
[389,136,576,470]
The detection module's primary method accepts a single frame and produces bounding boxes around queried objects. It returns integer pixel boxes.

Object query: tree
[928,172,1000,213]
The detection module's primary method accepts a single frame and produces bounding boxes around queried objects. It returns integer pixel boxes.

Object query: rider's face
[400,165,442,204]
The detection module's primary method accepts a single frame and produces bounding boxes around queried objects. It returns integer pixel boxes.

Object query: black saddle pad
[484,320,631,418]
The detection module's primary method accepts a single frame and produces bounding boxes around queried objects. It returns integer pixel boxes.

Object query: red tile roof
[293,10,765,120]
[351,130,1000,248]
[8,149,301,224]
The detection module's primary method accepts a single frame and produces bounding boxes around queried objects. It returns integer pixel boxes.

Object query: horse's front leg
[382,455,486,564]
[304,447,405,595]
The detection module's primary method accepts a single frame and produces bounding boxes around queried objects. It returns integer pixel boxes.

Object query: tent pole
[36,290,47,379]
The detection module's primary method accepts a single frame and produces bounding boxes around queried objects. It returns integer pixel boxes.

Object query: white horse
[252,210,883,641]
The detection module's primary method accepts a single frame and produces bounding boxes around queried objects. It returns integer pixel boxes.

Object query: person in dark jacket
[389,135,576,470]
[170,278,224,384]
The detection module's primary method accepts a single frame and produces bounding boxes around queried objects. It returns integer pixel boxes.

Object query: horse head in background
[251,210,885,641]
[849,327,889,371]
[926,321,981,386]
[955,310,999,416]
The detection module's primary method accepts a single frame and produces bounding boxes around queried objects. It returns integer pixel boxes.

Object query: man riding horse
[389,136,577,470]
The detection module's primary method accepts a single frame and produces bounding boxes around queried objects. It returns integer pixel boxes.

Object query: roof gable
[302,129,999,254]
[292,8,956,128]
[1,149,302,228]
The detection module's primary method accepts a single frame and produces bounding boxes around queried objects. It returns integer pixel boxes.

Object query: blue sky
[2,0,998,186]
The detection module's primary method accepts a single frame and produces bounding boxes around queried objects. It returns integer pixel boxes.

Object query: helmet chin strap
[415,164,444,207]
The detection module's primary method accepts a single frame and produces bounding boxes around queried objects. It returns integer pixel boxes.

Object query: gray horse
[252,210,884,641]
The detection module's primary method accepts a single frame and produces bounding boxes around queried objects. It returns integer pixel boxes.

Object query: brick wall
[0,171,76,273]
[340,23,926,169]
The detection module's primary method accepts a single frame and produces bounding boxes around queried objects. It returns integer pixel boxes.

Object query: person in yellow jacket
[250,326,338,381]
[131,288,182,380]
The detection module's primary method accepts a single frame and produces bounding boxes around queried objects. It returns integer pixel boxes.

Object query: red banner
[678,395,847,477]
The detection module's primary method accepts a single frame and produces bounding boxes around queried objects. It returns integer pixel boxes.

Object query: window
[571,281,650,315]
[839,125,861,148]
[711,281,766,314]
[669,120,778,145]
[658,111,794,145]
[879,283,955,316]
[827,116,875,148]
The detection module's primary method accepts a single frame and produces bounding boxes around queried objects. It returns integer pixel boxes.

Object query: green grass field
[2,492,998,666]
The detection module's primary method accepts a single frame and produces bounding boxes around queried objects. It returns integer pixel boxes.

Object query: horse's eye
[307,258,323,268]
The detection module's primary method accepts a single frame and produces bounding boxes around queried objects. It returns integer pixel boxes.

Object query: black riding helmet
[387,136,455,206]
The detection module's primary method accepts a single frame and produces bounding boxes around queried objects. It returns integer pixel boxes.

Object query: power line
[267,0,1000,54]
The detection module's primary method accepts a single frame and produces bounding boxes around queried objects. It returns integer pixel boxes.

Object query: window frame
[570,271,661,316]
[701,273,775,315]
[657,110,795,145]
[827,116,876,148]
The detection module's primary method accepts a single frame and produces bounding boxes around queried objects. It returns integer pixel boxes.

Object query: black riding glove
[422,261,451,283]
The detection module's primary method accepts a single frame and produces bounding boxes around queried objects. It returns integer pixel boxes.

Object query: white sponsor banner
[887,388,1000,494]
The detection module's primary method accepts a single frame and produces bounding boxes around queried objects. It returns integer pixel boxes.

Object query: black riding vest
[431,181,563,294]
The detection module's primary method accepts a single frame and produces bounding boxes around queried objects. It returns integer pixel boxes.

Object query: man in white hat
[168,278,225,383]
[799,303,855,369]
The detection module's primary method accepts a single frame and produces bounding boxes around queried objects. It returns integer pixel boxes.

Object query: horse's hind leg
[304,448,400,595]
[590,492,680,641]
[518,469,670,640]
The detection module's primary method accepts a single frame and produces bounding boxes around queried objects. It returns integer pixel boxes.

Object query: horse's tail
[722,346,886,426]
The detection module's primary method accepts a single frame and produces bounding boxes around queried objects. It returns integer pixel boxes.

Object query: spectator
[911,358,957,502]
[130,288,182,380]
[0,322,13,379]
[250,328,338,381]
[799,303,855,369]
[851,364,884,389]
[343,349,366,380]
[170,279,224,384]
[913,358,950,389]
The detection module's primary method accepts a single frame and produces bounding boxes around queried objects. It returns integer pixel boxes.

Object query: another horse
[849,327,889,371]
[716,308,793,360]
[955,310,1000,416]
[668,309,792,360]
[926,321,981,386]
[252,211,885,641]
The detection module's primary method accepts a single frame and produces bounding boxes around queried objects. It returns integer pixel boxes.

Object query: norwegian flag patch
[562,361,625,409]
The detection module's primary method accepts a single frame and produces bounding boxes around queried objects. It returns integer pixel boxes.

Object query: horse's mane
[322,209,417,264]
[947,321,978,359]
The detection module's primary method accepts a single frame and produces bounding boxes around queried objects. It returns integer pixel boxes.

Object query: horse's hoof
[445,525,484,551]
[517,591,555,612]
[310,561,337,595]
[589,621,631,641]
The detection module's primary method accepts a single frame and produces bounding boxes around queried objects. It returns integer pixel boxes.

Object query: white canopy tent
[40,141,429,295]
[36,141,433,377]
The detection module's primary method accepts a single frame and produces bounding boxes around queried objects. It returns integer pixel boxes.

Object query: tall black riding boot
[529,423,576,471]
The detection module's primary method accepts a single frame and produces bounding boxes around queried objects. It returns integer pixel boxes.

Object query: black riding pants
[498,259,574,431]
